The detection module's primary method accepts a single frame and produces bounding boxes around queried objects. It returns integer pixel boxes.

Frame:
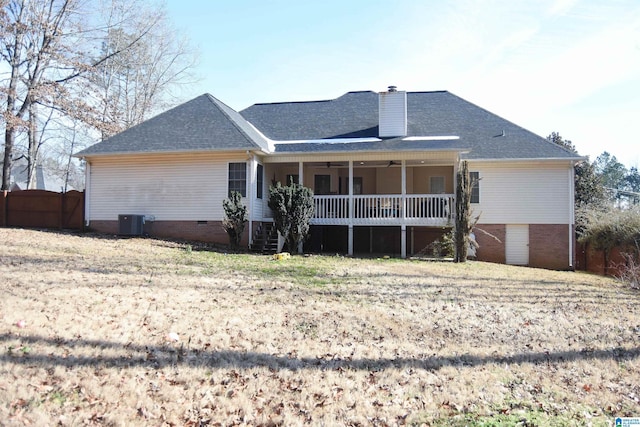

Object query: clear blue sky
[165,0,640,168]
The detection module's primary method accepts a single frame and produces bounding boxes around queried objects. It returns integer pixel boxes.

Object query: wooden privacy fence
[1,190,84,230]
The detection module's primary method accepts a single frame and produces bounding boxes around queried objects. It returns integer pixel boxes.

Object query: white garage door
[506,224,529,265]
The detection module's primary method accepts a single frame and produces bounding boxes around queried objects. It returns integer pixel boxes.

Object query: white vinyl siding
[467,161,572,224]
[87,153,247,221]
[506,224,529,265]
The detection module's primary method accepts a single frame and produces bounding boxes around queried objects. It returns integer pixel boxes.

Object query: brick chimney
[378,85,407,137]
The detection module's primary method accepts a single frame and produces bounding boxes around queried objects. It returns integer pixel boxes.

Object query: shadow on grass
[1,332,638,372]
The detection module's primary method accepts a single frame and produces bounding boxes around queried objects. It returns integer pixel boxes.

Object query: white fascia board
[267,136,382,152]
[402,136,460,141]
[273,137,382,146]
[264,147,469,158]
[468,157,587,163]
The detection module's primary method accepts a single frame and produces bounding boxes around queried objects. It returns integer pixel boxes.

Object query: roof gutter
[467,156,587,163]
[74,147,260,160]
[267,147,470,156]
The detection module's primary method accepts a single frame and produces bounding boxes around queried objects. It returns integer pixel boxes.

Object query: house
[76,86,583,270]
[9,159,70,192]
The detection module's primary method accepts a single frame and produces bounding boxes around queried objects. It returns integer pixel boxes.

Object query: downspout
[568,161,575,269]
[247,153,254,247]
[84,160,91,227]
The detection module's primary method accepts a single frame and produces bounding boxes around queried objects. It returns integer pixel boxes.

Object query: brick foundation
[473,224,506,264]
[89,220,249,246]
[89,219,574,270]
[410,227,451,255]
[529,224,572,270]
[474,223,573,270]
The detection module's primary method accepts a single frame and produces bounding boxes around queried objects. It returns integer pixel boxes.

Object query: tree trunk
[1,128,14,191]
[455,161,471,262]
[26,103,38,189]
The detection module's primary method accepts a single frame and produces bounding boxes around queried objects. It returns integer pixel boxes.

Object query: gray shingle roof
[77,94,269,156]
[241,91,581,160]
[78,90,581,161]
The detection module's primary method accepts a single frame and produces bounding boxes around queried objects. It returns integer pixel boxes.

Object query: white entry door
[506,224,529,265]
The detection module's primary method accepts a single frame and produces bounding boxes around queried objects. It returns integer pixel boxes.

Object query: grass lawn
[0,228,639,426]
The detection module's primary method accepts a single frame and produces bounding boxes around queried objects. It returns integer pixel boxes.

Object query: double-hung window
[256,164,264,199]
[470,172,480,203]
[228,162,247,197]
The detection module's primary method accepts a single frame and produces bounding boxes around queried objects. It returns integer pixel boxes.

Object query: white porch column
[348,160,354,256]
[298,161,304,186]
[454,158,460,202]
[401,160,407,218]
[401,160,407,258]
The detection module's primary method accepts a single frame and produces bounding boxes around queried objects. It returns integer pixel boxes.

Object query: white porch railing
[311,194,455,226]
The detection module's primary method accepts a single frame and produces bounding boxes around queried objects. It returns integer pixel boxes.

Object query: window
[430,176,445,194]
[353,177,363,195]
[228,162,246,197]
[470,172,480,203]
[256,164,263,199]
[314,175,331,195]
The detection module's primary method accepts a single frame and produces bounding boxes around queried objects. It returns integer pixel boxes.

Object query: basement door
[505,224,529,266]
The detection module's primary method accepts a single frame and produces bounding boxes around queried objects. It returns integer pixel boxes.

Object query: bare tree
[1,0,80,190]
[0,0,177,190]
[89,11,198,139]
[38,115,90,191]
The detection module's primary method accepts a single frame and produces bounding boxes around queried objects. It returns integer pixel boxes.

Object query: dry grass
[0,228,639,426]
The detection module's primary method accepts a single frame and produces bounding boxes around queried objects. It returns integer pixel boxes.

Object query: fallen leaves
[1,228,638,425]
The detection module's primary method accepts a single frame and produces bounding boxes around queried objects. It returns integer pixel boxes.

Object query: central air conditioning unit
[118,214,145,236]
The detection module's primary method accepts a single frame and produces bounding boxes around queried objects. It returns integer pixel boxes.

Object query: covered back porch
[261,151,460,258]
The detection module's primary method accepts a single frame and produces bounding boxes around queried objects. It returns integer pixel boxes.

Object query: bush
[616,252,640,290]
[578,205,640,276]
[222,191,247,249]
[268,182,314,253]
[431,229,455,258]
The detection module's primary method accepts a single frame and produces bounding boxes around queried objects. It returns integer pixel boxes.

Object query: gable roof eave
[74,93,269,158]
[75,146,257,160]
[204,94,270,152]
